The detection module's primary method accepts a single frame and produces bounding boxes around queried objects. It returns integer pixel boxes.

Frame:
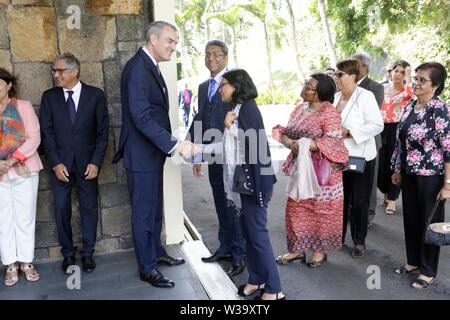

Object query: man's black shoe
[201,252,233,263]
[226,260,246,277]
[140,269,175,288]
[157,255,185,266]
[62,256,76,273]
[81,256,96,273]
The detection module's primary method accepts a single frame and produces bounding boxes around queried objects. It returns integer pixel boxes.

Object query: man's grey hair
[55,52,80,78]
[351,52,372,71]
[146,20,177,42]
[205,40,228,56]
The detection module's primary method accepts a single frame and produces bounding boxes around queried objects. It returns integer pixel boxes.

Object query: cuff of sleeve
[169,140,180,155]
[11,150,26,163]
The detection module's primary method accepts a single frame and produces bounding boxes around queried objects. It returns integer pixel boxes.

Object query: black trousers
[343,159,376,247]
[377,123,401,201]
[401,174,445,277]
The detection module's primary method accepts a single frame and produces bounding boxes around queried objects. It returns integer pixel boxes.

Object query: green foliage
[255,87,299,105]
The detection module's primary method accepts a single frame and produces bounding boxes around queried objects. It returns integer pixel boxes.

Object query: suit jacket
[40,82,108,174]
[113,48,177,172]
[359,76,384,148]
[186,79,233,145]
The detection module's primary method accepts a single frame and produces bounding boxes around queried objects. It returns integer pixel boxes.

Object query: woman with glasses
[391,62,449,289]
[0,68,43,286]
[377,60,413,215]
[333,59,384,258]
[220,69,283,300]
[273,73,348,268]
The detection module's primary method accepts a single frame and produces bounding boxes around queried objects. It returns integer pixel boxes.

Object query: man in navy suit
[186,40,246,277]
[113,21,198,288]
[40,53,109,274]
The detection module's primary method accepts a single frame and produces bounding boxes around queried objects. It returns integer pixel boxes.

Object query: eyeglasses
[219,81,230,89]
[51,68,69,75]
[412,76,432,85]
[205,52,225,59]
[304,82,317,91]
[334,72,348,78]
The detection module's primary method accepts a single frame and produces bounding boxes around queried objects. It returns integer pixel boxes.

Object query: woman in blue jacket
[220,69,283,300]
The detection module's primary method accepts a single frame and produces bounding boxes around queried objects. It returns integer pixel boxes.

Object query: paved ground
[181,104,450,300]
[0,246,208,300]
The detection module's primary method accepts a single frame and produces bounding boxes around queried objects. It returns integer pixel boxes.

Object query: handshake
[175,140,201,158]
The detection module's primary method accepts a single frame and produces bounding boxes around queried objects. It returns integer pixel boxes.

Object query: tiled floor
[0,246,209,300]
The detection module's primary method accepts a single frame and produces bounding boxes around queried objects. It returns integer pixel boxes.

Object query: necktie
[67,90,76,124]
[208,78,216,102]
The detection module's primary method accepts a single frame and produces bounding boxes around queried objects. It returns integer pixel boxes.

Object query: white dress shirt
[63,81,82,111]
[334,86,383,161]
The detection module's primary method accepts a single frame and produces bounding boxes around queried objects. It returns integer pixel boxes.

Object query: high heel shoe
[306,254,327,268]
[254,292,286,300]
[276,253,306,265]
[237,283,265,297]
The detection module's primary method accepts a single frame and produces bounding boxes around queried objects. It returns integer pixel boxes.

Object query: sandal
[395,265,419,275]
[254,292,286,300]
[380,200,389,206]
[385,208,396,215]
[4,263,19,287]
[276,253,306,265]
[20,263,40,282]
[237,283,265,297]
[306,254,327,268]
[411,277,436,289]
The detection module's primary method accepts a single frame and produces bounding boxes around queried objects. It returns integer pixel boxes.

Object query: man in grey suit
[351,52,384,227]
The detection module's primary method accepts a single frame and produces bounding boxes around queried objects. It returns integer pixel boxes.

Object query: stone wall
[0,0,154,261]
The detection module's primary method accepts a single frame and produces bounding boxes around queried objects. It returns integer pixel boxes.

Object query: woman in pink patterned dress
[273,73,348,268]
[377,60,413,215]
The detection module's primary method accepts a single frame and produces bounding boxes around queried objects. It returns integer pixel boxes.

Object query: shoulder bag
[424,200,450,246]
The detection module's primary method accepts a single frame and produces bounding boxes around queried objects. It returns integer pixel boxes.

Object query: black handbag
[424,200,450,246]
[232,164,254,195]
[344,156,366,174]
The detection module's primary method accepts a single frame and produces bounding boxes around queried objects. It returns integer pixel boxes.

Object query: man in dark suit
[40,53,109,274]
[186,40,246,277]
[178,83,192,127]
[113,21,198,288]
[352,52,385,227]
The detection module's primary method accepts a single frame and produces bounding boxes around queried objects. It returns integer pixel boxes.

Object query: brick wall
[0,0,154,261]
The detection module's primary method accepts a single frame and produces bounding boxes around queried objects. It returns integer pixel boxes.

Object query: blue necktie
[208,78,216,102]
[67,90,76,124]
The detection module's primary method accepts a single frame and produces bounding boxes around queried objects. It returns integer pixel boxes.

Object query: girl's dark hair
[311,72,336,104]
[222,69,258,104]
[415,62,447,96]
[392,59,410,71]
[0,68,17,98]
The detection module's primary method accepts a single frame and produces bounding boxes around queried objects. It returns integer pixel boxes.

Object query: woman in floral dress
[273,73,348,267]
[391,62,449,289]
[377,60,413,215]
